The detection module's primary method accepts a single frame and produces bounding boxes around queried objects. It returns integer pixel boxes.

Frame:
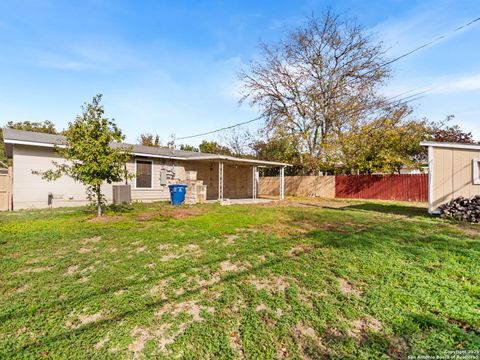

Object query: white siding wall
[12,145,189,210]
[12,145,114,209]
[125,158,187,202]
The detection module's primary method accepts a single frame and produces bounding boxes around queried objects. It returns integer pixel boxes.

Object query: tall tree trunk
[96,184,102,217]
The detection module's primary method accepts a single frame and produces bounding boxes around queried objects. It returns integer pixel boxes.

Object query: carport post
[279,166,285,200]
[252,166,257,199]
[218,162,224,200]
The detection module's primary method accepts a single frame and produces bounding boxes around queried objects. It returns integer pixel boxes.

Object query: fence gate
[0,167,12,211]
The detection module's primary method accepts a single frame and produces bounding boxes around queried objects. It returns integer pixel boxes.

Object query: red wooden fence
[335,174,428,202]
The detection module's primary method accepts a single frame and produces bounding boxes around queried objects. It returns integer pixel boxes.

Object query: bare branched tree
[239,10,390,173]
[219,127,255,157]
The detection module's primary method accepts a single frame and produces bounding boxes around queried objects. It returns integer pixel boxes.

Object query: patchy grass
[0,198,479,359]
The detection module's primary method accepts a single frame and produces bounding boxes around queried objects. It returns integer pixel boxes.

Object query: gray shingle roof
[2,128,289,166]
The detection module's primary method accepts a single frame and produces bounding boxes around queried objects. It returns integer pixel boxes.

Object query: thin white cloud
[33,37,143,71]
[433,73,480,94]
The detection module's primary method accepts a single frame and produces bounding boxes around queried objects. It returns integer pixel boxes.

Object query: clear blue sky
[0,0,479,145]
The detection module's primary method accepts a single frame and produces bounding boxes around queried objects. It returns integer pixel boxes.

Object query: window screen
[136,160,152,188]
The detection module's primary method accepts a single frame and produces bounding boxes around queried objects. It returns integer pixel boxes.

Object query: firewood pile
[439,196,480,223]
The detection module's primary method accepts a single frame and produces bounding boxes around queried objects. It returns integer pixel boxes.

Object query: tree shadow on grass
[8,247,319,356]
[341,203,429,219]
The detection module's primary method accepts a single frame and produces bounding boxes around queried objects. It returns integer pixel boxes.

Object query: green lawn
[1,198,479,359]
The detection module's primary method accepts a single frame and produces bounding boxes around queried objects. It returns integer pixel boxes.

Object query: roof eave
[420,141,480,151]
[3,138,291,166]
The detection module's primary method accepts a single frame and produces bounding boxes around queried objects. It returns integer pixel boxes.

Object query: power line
[176,116,264,140]
[175,16,479,141]
[382,17,480,68]
[175,90,427,141]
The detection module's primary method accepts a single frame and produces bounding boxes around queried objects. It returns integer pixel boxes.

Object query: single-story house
[2,128,289,210]
[421,141,480,214]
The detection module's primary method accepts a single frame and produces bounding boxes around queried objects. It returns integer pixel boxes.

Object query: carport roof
[3,128,290,167]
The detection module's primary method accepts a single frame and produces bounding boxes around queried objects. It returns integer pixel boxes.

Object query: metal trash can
[168,184,187,205]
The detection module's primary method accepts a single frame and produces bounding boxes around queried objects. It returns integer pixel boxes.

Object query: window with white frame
[136,160,153,188]
[474,159,480,185]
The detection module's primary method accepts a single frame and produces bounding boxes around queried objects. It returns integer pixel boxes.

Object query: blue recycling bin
[168,184,187,205]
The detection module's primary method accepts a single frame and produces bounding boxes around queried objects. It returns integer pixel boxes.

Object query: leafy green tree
[252,136,303,175]
[36,95,132,216]
[179,144,199,152]
[328,114,428,174]
[1,120,59,165]
[198,140,232,155]
[0,129,8,166]
[6,120,58,134]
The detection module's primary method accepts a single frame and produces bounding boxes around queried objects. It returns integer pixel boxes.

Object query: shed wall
[432,147,480,210]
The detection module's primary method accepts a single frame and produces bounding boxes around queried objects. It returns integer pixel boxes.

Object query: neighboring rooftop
[2,128,289,167]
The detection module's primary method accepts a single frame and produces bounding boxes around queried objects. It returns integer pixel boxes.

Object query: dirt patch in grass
[87,215,124,223]
[224,234,239,244]
[160,254,182,262]
[337,278,363,297]
[196,272,221,288]
[14,284,30,294]
[128,327,151,358]
[137,207,203,221]
[126,299,215,357]
[157,243,176,251]
[388,337,409,360]
[149,279,170,298]
[249,275,291,294]
[256,303,267,312]
[348,318,383,343]
[64,265,79,276]
[220,260,240,272]
[136,246,147,253]
[257,221,340,238]
[78,247,93,254]
[156,300,211,322]
[80,236,101,245]
[287,243,316,257]
[181,244,203,257]
[229,330,245,359]
[95,335,110,350]
[293,323,329,358]
[114,289,125,296]
[66,311,103,329]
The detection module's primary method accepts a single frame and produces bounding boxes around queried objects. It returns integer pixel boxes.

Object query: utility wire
[175,16,479,141]
[176,116,264,140]
[382,17,480,67]
[175,90,427,141]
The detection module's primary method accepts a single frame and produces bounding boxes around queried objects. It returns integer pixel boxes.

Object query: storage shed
[421,141,480,213]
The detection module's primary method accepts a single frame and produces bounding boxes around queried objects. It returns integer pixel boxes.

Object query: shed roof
[420,141,480,151]
[2,128,289,167]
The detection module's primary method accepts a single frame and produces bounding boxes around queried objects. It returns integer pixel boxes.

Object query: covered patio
[184,157,288,201]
